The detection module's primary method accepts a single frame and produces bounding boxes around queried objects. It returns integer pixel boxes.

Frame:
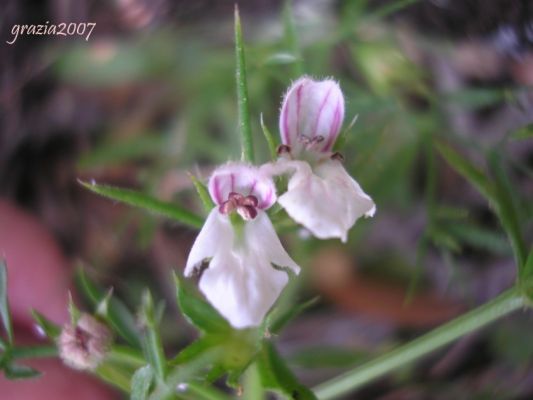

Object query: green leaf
[174,272,231,334]
[259,114,278,161]
[523,248,533,284]
[267,297,319,335]
[4,363,41,380]
[76,267,142,348]
[512,124,533,140]
[131,365,154,400]
[435,142,494,201]
[78,180,203,229]
[11,345,57,359]
[234,5,254,163]
[189,173,215,213]
[31,310,61,339]
[140,291,166,379]
[258,341,317,400]
[0,260,13,344]
[488,153,527,270]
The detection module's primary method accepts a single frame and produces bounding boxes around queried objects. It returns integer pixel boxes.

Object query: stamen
[219,193,259,220]
[242,195,258,208]
[331,152,344,162]
[277,144,291,155]
[237,205,257,220]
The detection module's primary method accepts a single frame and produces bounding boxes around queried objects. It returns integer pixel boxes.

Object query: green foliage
[131,365,155,400]
[258,341,318,400]
[76,266,142,348]
[79,180,203,229]
[234,5,254,163]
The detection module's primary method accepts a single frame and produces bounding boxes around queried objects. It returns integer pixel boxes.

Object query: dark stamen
[277,144,291,155]
[331,152,344,162]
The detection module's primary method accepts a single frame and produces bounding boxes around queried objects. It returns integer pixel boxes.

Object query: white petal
[245,211,300,275]
[198,211,296,328]
[279,77,345,154]
[184,209,232,277]
[208,163,276,209]
[278,160,375,242]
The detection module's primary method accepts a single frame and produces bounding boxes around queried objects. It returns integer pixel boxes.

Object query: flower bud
[279,76,345,155]
[57,314,112,371]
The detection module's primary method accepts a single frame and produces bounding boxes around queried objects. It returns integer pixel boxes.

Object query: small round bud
[57,314,112,371]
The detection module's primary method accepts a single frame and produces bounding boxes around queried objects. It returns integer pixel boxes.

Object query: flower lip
[208,163,276,211]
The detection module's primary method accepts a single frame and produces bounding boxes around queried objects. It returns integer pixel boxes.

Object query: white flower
[184,163,300,329]
[271,76,375,242]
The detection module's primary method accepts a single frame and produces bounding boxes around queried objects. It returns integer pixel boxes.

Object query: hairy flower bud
[57,314,112,371]
[279,76,344,155]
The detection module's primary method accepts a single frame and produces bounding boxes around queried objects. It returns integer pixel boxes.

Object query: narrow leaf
[258,341,317,400]
[488,153,527,270]
[435,142,494,201]
[234,5,254,163]
[76,267,141,348]
[260,114,278,161]
[174,272,231,333]
[31,310,61,339]
[131,365,154,400]
[0,260,14,344]
[189,173,215,213]
[4,363,41,380]
[140,291,166,379]
[267,297,319,334]
[79,180,203,229]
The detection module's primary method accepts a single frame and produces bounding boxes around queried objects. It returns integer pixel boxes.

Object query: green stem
[313,287,525,399]
[234,5,254,163]
[11,345,57,359]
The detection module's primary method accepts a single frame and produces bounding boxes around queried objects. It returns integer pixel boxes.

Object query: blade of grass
[313,287,524,399]
[488,152,527,270]
[234,5,254,163]
[79,180,203,229]
[140,291,166,379]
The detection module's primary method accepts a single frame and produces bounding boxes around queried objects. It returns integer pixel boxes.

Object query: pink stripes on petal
[296,83,304,137]
[230,173,235,192]
[248,179,257,196]
[312,86,333,138]
[212,176,223,205]
[281,100,291,145]
[323,100,342,151]
[258,187,273,209]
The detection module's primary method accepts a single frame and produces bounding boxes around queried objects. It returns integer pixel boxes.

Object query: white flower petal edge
[270,160,375,243]
[185,209,300,329]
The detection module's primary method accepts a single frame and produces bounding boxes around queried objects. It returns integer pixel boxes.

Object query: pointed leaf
[260,114,278,161]
[189,173,215,213]
[174,273,231,334]
[140,291,166,379]
[79,180,203,229]
[267,297,319,334]
[76,267,141,348]
[31,310,61,339]
[131,365,154,400]
[0,260,13,344]
[4,363,41,380]
[257,341,317,400]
